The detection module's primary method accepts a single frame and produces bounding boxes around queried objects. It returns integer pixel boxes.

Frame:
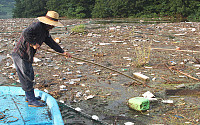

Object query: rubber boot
[25,89,45,107]
[25,96,41,102]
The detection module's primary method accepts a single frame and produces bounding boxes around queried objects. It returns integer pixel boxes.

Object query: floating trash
[70,78,81,82]
[60,85,66,89]
[75,107,82,111]
[121,68,127,71]
[44,89,48,93]
[65,72,72,75]
[111,40,124,43]
[53,74,59,77]
[84,95,94,100]
[69,81,75,85]
[152,77,156,81]
[161,100,173,104]
[92,115,99,120]
[193,64,200,68]
[77,75,82,78]
[76,62,86,65]
[127,97,149,111]
[35,74,39,77]
[169,61,177,66]
[33,57,41,62]
[124,122,135,125]
[76,92,82,97]
[76,70,81,74]
[174,34,185,36]
[59,100,65,103]
[99,43,111,45]
[123,57,132,61]
[143,91,154,98]
[133,72,150,82]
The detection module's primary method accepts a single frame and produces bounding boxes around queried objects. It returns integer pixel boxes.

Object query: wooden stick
[164,63,174,74]
[169,67,200,81]
[151,48,200,53]
[40,48,146,85]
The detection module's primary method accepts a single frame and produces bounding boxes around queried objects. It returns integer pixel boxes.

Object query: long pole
[41,48,145,85]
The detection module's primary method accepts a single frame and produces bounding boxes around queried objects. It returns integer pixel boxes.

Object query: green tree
[187,0,200,21]
[12,0,200,21]
[13,0,24,18]
[92,0,112,18]
[47,0,95,18]
[66,0,95,18]
[46,0,65,16]
[13,0,47,18]
[109,0,132,18]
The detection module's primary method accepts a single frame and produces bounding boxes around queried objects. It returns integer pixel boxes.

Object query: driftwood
[164,63,174,74]
[151,48,200,53]
[169,67,200,81]
[161,77,183,84]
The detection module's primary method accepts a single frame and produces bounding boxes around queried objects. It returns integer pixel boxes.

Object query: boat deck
[0,86,63,125]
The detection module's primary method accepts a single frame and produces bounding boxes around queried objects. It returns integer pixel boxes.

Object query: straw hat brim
[37,16,64,27]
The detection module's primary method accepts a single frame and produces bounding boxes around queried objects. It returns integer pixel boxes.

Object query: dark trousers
[12,54,34,91]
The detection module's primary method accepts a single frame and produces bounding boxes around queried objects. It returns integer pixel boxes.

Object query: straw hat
[37,11,64,27]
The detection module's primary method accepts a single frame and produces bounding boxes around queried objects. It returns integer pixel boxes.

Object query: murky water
[93,20,171,24]
[0,55,4,62]
[1,18,200,124]
[59,102,107,125]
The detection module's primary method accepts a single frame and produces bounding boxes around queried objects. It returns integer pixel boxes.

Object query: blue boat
[0,86,64,125]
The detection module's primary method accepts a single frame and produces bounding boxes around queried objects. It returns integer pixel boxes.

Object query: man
[12,11,72,107]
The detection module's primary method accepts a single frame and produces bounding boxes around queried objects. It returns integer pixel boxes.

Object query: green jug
[128,97,149,111]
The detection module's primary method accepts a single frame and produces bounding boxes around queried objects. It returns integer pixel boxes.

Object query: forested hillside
[11,0,200,21]
[0,0,15,19]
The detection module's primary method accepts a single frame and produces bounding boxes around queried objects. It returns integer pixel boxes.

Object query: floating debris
[99,43,112,45]
[84,95,94,100]
[75,107,82,111]
[133,72,150,82]
[111,40,124,43]
[127,97,149,111]
[60,85,66,89]
[142,91,157,101]
[76,62,86,65]
[59,100,65,103]
[124,122,135,125]
[92,115,99,120]
[33,57,42,62]
[161,100,173,104]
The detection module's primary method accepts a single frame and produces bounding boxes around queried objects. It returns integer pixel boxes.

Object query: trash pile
[0,18,200,124]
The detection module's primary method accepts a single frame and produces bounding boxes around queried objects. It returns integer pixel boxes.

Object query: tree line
[13,0,200,21]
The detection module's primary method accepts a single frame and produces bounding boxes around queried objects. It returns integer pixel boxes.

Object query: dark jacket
[12,22,64,63]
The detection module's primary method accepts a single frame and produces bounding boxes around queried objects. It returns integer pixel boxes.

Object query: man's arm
[45,35,72,58]
[44,35,64,53]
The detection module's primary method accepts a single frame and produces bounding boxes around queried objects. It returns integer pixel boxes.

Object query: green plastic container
[128,97,149,111]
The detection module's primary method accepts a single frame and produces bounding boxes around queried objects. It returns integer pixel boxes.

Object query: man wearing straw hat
[12,11,72,107]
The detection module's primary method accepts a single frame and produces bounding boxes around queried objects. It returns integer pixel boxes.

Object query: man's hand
[31,43,40,50]
[63,52,72,59]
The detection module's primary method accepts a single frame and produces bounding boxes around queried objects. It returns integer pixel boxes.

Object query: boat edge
[0,86,64,125]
